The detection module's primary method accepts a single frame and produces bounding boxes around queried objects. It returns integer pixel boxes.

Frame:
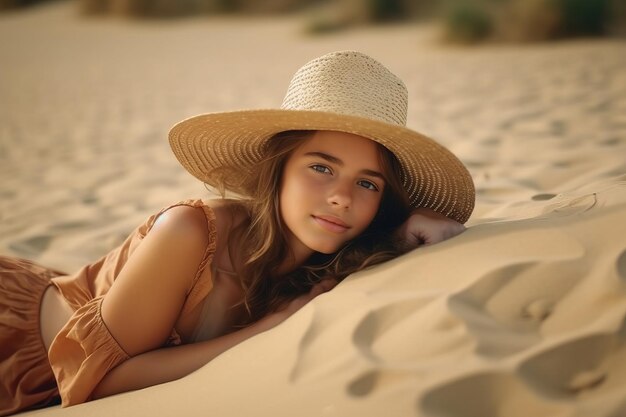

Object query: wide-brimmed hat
[169,50,475,223]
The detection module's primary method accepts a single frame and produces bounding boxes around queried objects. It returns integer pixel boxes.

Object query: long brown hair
[225,130,411,323]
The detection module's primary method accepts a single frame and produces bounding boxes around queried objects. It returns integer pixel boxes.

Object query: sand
[1,1,626,416]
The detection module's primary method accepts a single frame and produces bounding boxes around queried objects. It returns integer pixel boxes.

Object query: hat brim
[169,109,475,223]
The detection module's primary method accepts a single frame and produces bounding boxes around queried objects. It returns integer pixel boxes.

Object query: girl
[0,50,474,415]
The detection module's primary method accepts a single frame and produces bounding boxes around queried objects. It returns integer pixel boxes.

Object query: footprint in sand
[352,295,471,365]
[518,334,613,398]
[291,293,470,385]
[419,371,567,417]
[518,314,626,409]
[447,261,583,359]
[419,320,626,417]
[343,296,470,401]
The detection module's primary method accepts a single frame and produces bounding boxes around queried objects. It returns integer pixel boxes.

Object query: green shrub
[0,0,54,11]
[367,0,406,22]
[78,0,108,14]
[558,0,610,35]
[609,0,626,36]
[78,0,316,17]
[443,1,494,43]
[305,12,350,34]
[442,0,618,43]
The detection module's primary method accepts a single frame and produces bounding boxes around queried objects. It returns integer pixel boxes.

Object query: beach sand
[1,1,626,416]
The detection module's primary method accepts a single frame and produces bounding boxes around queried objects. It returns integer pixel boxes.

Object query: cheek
[281,173,304,201]
[355,193,383,229]
[279,173,312,221]
[282,170,324,202]
[279,181,296,219]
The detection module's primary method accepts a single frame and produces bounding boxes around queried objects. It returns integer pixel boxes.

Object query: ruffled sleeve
[48,296,130,406]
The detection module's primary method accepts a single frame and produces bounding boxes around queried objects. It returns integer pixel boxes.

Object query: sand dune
[2,1,626,416]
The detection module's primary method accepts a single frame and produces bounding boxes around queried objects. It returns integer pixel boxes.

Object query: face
[279,130,385,258]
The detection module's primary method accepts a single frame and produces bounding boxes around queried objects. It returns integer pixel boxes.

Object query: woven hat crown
[168,50,475,223]
[281,51,408,126]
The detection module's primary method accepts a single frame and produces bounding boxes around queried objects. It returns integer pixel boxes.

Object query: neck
[276,230,313,276]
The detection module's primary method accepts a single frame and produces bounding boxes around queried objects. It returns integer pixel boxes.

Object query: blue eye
[358,180,379,191]
[311,165,331,174]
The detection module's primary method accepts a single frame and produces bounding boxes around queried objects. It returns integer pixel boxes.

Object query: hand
[396,208,466,251]
[255,278,338,332]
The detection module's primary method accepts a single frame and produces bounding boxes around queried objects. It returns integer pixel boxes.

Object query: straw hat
[169,50,475,223]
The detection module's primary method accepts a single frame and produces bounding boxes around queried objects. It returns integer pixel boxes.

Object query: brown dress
[0,199,218,416]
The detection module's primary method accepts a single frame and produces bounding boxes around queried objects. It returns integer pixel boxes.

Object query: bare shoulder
[152,204,209,242]
[101,205,213,356]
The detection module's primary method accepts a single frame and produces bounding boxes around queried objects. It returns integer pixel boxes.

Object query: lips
[312,214,351,233]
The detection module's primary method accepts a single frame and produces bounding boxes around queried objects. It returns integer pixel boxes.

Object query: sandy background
[2,1,626,416]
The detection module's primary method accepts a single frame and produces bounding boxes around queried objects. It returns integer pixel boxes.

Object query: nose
[327,180,352,209]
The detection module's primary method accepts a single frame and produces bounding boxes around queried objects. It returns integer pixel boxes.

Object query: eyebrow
[303,151,386,181]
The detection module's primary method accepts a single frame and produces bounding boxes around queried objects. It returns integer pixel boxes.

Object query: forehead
[294,130,382,166]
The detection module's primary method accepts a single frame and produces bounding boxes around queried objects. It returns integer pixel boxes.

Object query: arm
[92,278,337,399]
[396,208,466,251]
[92,201,337,399]
[91,205,210,398]
[92,315,269,398]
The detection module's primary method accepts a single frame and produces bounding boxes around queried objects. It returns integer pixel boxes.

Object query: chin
[309,240,345,255]
[315,247,338,255]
